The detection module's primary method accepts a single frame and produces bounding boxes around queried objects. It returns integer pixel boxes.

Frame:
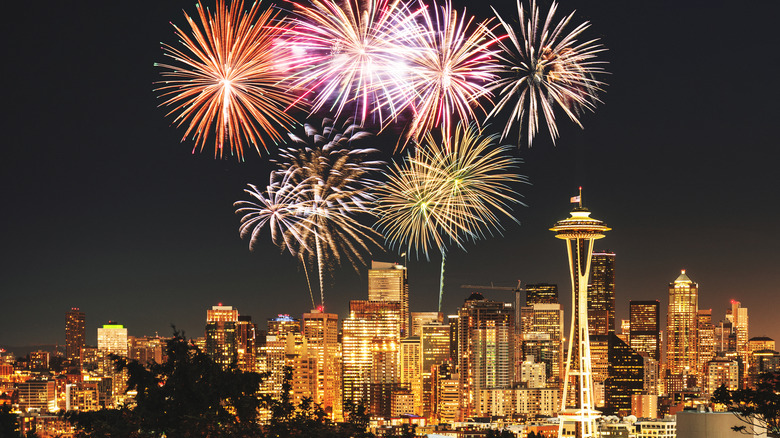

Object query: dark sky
[2,0,779,349]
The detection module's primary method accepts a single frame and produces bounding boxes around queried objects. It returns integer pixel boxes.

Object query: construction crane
[460,281,524,333]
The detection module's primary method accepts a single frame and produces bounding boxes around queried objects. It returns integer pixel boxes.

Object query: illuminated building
[727,300,749,382]
[391,388,416,417]
[411,312,443,338]
[525,283,559,305]
[618,319,630,344]
[519,303,564,386]
[630,300,661,361]
[476,387,559,417]
[290,343,317,406]
[29,351,50,372]
[715,318,734,353]
[400,337,422,415]
[748,336,775,354]
[447,315,459,367]
[65,308,85,367]
[550,198,610,438]
[587,251,615,335]
[666,270,699,386]
[205,305,239,368]
[128,336,164,366]
[696,310,716,377]
[368,261,409,337]
[605,333,644,416]
[370,338,401,417]
[704,355,740,396]
[457,292,514,419]
[631,393,658,419]
[18,380,56,412]
[748,349,780,388]
[236,316,258,372]
[262,314,301,395]
[521,359,547,388]
[420,323,450,419]
[97,323,128,357]
[431,362,459,423]
[302,309,340,419]
[589,336,609,407]
[341,300,401,413]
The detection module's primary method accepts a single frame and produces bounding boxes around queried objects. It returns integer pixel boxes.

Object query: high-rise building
[341,300,401,414]
[97,323,128,357]
[519,303,564,386]
[262,314,301,396]
[525,283,559,305]
[605,333,644,416]
[588,251,616,335]
[420,323,450,419]
[728,300,749,378]
[410,312,443,338]
[550,199,610,438]
[368,261,409,338]
[447,315,459,367]
[697,310,716,377]
[748,336,775,354]
[128,336,164,365]
[704,355,740,396]
[629,300,661,361]
[205,305,239,368]
[457,293,514,420]
[66,308,86,367]
[399,337,422,415]
[302,309,340,419]
[236,315,258,372]
[666,270,699,386]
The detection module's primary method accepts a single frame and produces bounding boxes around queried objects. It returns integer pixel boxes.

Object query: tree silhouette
[712,371,780,437]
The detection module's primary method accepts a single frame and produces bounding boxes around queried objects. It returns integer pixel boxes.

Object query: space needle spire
[550,189,610,438]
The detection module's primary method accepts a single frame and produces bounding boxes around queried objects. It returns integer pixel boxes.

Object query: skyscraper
[97,323,128,357]
[303,309,340,419]
[262,314,302,395]
[420,322,450,419]
[666,270,699,386]
[457,293,514,419]
[728,300,749,377]
[605,333,644,416]
[697,309,716,377]
[629,300,661,361]
[205,305,239,368]
[588,251,616,335]
[525,283,559,305]
[519,303,565,386]
[550,198,610,438]
[368,261,409,337]
[341,300,401,414]
[236,315,257,372]
[410,312,443,338]
[66,308,86,367]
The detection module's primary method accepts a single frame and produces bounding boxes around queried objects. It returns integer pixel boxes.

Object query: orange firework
[155,0,300,160]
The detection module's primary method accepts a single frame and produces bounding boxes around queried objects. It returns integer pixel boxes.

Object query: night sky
[3,0,779,349]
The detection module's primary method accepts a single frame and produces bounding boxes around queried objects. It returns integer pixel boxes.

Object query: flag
[570,195,581,204]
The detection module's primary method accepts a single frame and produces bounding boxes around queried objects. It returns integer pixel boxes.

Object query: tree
[712,371,780,437]
[67,330,264,437]
[0,404,19,437]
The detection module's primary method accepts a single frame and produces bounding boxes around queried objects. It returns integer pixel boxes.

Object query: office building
[410,312,443,338]
[630,300,661,361]
[525,283,559,305]
[519,303,564,385]
[420,322,450,419]
[605,333,644,416]
[399,337,422,415]
[97,323,128,357]
[66,308,86,367]
[368,261,409,337]
[205,305,239,368]
[302,309,340,419]
[666,270,699,385]
[697,309,716,377]
[262,314,302,395]
[457,292,514,419]
[588,251,616,335]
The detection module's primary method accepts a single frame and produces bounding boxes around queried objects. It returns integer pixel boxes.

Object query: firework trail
[283,0,423,127]
[488,0,607,146]
[156,0,299,159]
[401,0,500,143]
[375,123,526,310]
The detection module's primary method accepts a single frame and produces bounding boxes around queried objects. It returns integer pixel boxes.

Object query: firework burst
[375,123,526,310]
[401,1,500,143]
[488,0,607,146]
[283,0,423,127]
[156,0,299,159]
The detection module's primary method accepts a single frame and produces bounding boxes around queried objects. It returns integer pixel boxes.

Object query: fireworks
[488,0,607,146]
[155,0,299,160]
[402,1,500,142]
[375,123,526,310]
[236,120,384,306]
[283,0,423,127]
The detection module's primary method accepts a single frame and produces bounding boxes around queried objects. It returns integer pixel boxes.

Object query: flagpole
[579,186,583,208]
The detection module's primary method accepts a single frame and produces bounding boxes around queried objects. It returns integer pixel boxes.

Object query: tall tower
[302,309,340,419]
[368,261,409,337]
[550,195,610,438]
[65,308,86,367]
[588,251,616,335]
[97,323,128,357]
[666,270,699,387]
[236,315,258,372]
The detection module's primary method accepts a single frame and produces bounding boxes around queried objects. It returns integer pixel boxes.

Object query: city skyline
[2,0,779,348]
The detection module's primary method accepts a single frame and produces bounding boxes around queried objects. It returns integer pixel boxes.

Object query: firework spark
[375,123,526,310]
[283,0,423,127]
[488,0,607,146]
[401,1,500,142]
[156,0,299,159]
